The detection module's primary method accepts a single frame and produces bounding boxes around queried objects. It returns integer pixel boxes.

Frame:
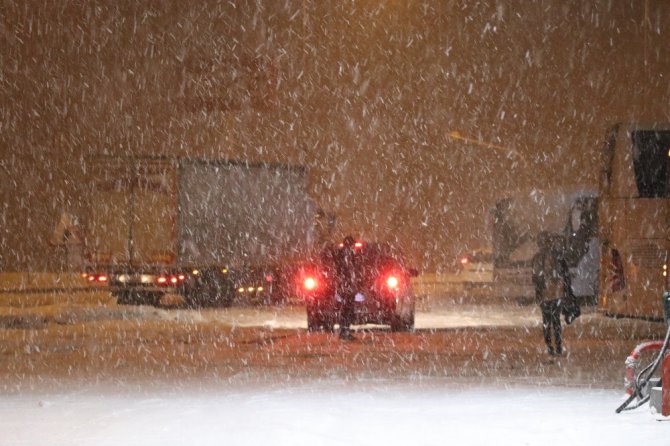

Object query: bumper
[308,290,414,325]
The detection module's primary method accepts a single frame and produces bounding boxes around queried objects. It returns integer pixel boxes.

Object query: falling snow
[1,1,670,444]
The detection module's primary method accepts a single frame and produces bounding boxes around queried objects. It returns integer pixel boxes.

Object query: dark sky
[1,0,669,271]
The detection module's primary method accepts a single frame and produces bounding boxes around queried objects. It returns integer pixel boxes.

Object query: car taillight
[386,275,400,289]
[156,275,184,286]
[339,240,364,249]
[460,257,469,265]
[380,271,404,294]
[296,266,324,297]
[86,273,108,283]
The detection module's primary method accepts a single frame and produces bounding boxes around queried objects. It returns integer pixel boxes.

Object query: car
[456,248,494,284]
[297,241,418,332]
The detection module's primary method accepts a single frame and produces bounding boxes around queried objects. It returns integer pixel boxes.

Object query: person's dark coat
[532,233,580,355]
[334,236,360,336]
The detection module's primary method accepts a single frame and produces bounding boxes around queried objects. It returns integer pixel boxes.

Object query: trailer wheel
[201,285,234,308]
[115,291,134,305]
[115,291,162,307]
[144,292,163,307]
[186,269,235,308]
[182,289,200,308]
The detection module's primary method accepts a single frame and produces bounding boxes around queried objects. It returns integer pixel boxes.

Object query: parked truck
[84,156,317,307]
[492,188,599,302]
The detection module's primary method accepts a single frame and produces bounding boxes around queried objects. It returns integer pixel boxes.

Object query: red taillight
[460,257,469,265]
[379,270,405,295]
[265,274,274,283]
[339,241,363,249]
[156,275,182,286]
[86,273,107,283]
[386,275,399,289]
[304,276,318,291]
[297,265,325,298]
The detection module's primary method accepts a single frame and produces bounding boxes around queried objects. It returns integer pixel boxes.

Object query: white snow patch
[0,381,664,446]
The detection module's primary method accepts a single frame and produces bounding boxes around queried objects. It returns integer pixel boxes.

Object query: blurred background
[1,0,669,272]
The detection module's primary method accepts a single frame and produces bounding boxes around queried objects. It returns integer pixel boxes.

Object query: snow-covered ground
[1,287,668,445]
[0,289,541,331]
[0,380,665,446]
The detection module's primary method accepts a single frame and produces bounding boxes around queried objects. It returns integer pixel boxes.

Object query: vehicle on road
[298,241,418,332]
[84,156,316,307]
[456,248,494,285]
[598,123,670,319]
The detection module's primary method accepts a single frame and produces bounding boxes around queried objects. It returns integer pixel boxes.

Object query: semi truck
[491,188,599,302]
[84,156,317,307]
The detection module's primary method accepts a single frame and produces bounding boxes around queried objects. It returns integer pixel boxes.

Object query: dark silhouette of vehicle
[297,241,418,332]
[84,156,315,308]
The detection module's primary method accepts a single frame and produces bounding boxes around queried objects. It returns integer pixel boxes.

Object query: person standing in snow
[532,232,571,356]
[334,235,359,340]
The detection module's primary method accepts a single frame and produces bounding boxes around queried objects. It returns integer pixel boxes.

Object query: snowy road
[1,290,668,445]
[0,289,541,331]
[163,298,540,330]
[1,381,666,446]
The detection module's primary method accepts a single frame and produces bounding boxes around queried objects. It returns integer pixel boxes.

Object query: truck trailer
[84,156,317,307]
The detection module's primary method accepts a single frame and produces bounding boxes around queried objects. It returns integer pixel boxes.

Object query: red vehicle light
[304,276,318,291]
[157,276,168,284]
[460,257,469,265]
[296,265,325,298]
[339,241,364,249]
[386,275,400,289]
[378,269,405,295]
[170,276,178,284]
[265,274,274,283]
[87,274,108,283]
[178,274,186,281]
